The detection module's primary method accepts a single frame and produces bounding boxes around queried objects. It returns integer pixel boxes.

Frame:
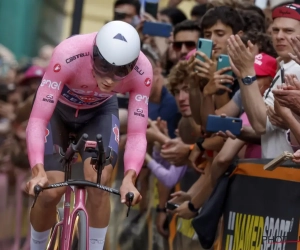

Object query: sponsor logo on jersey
[134,65,144,75]
[67,90,99,103]
[42,94,54,103]
[40,79,62,90]
[135,94,149,105]
[134,108,145,117]
[144,78,151,87]
[113,33,127,42]
[113,125,119,144]
[66,52,90,64]
[53,64,61,72]
[61,85,111,106]
[45,128,50,143]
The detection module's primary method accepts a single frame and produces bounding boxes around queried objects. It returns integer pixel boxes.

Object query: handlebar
[96,134,104,156]
[64,133,88,161]
[32,182,134,217]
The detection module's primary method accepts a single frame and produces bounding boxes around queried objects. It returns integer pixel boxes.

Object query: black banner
[221,160,300,250]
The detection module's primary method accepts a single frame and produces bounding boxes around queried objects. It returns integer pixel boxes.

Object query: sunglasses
[172,41,196,52]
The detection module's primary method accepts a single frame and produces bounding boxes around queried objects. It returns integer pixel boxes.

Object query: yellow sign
[225,212,294,250]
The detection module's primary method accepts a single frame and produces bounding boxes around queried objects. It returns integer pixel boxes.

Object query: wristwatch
[196,137,205,152]
[188,201,199,213]
[156,205,167,213]
[241,75,257,85]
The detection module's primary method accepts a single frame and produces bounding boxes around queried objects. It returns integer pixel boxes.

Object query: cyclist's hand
[25,164,48,196]
[120,179,142,206]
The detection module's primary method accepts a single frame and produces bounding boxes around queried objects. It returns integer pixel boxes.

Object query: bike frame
[47,185,88,250]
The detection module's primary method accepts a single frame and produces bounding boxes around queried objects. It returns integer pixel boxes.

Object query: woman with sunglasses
[25,20,152,250]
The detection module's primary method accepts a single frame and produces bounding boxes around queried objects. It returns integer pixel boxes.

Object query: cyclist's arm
[123,63,153,180]
[26,52,69,169]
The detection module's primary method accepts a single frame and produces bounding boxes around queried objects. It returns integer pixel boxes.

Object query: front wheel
[71,210,88,250]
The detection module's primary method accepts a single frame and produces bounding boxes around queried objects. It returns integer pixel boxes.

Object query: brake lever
[31,185,43,209]
[126,192,134,217]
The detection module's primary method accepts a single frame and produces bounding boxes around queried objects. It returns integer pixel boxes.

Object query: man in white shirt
[227,3,300,158]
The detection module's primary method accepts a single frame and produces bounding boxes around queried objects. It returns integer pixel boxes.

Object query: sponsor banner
[221,160,300,250]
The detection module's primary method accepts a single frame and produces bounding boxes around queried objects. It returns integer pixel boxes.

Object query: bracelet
[156,205,167,213]
[196,137,205,152]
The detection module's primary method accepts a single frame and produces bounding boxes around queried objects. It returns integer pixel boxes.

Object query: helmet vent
[113,33,127,42]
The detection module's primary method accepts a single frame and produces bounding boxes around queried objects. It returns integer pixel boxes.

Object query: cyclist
[25,20,153,250]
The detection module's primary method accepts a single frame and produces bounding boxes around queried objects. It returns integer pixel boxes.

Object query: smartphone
[216,54,233,95]
[166,202,179,211]
[206,115,242,136]
[196,38,213,62]
[217,54,232,76]
[117,96,129,109]
[145,0,159,18]
[142,21,172,38]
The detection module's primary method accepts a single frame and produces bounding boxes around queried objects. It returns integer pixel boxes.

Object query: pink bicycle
[32,133,134,250]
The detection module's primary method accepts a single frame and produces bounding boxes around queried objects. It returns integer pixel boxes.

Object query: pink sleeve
[123,54,153,176]
[26,46,70,168]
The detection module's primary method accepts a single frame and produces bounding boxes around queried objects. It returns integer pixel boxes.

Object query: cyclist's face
[93,69,118,92]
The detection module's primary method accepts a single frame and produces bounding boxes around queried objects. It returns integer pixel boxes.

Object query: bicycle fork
[46,186,71,250]
[61,186,89,250]
[46,186,89,250]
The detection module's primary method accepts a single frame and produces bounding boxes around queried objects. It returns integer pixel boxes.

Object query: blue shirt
[148,86,181,139]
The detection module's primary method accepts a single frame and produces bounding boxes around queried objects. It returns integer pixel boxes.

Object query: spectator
[210,53,277,190]
[241,30,278,58]
[190,4,207,21]
[172,20,201,61]
[227,3,300,158]
[19,65,45,99]
[238,9,266,33]
[158,7,187,26]
[113,0,141,27]
[191,5,245,129]
[32,45,54,68]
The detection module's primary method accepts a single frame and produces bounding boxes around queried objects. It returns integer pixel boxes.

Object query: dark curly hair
[241,30,278,58]
[200,6,244,35]
[239,9,266,33]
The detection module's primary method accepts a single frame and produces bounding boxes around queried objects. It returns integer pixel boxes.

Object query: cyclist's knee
[36,171,65,208]
[85,164,113,200]
[37,187,65,208]
[84,159,113,185]
[89,167,112,186]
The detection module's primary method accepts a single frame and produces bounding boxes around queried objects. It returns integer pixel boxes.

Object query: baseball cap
[272,3,300,21]
[254,53,277,78]
[19,65,45,85]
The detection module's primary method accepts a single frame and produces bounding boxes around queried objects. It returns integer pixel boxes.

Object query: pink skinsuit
[26,32,153,176]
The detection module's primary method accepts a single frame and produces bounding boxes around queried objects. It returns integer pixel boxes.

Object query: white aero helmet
[93,20,141,80]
